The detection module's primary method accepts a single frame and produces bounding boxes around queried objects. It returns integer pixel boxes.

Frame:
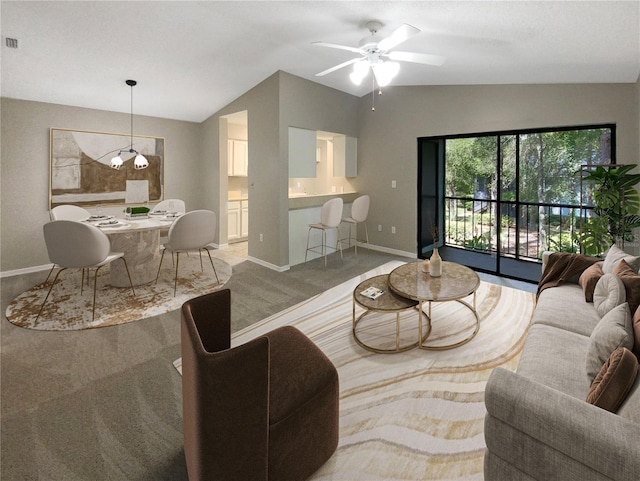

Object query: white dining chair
[155,210,220,296]
[37,220,136,322]
[341,195,370,256]
[153,199,187,263]
[50,205,95,282]
[153,198,186,214]
[305,197,344,267]
[50,204,91,221]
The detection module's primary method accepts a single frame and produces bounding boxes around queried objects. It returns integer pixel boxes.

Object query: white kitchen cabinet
[333,136,357,177]
[241,200,249,238]
[228,139,248,176]
[228,200,241,239]
[288,127,317,178]
[228,199,249,240]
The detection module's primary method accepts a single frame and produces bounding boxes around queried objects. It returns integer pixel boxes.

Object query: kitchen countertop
[288,192,360,210]
[227,192,359,207]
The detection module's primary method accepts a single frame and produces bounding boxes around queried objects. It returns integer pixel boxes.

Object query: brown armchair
[181,289,339,481]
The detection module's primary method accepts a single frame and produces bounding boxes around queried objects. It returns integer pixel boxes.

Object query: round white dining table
[94,215,176,287]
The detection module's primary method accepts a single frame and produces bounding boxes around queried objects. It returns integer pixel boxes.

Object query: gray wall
[277,72,360,266]
[0,98,201,272]
[200,72,282,267]
[2,79,638,273]
[200,71,359,268]
[355,83,640,256]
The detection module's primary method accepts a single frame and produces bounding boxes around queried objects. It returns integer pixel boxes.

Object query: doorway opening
[220,111,248,256]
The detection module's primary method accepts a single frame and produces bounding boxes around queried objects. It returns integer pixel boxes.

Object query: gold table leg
[419,295,480,351]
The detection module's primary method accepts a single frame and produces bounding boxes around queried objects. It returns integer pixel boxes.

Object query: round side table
[388,261,480,350]
[352,274,421,353]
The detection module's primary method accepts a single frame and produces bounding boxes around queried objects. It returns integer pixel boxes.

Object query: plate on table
[149,211,166,215]
[86,215,113,222]
[97,219,123,227]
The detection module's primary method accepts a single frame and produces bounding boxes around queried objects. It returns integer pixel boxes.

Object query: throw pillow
[579,262,604,302]
[593,274,626,318]
[602,244,640,274]
[613,259,640,314]
[587,347,639,412]
[586,302,634,381]
[634,306,640,360]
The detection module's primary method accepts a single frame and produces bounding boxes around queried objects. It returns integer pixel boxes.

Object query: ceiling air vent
[5,37,19,49]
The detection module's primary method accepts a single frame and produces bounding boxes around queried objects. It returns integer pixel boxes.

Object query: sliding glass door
[418,124,614,282]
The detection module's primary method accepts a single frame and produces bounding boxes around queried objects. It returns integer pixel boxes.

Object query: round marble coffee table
[388,261,481,350]
[352,275,423,353]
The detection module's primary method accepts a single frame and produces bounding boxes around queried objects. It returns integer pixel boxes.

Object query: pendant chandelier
[110,79,148,170]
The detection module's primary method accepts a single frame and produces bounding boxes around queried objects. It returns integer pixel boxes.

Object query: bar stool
[341,195,370,255]
[305,198,344,267]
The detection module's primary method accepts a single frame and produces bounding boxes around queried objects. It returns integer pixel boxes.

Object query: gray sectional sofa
[484,249,640,481]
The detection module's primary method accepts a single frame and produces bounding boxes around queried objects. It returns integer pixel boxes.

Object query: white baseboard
[363,243,416,260]
[247,256,290,272]
[1,243,414,279]
[1,264,52,279]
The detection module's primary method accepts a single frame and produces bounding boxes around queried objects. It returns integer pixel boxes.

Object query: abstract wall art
[50,128,164,208]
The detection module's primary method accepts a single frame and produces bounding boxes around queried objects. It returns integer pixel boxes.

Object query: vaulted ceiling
[2,1,639,122]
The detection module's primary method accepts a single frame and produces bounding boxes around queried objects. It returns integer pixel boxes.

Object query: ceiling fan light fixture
[314,22,445,92]
[372,61,400,87]
[353,60,369,76]
[349,60,369,85]
[349,72,364,85]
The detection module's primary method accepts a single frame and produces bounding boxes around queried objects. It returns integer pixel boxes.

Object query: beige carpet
[5,254,232,330]
[174,260,535,480]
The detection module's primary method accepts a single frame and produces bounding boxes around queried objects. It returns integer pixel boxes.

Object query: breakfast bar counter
[288,192,359,266]
[288,191,360,210]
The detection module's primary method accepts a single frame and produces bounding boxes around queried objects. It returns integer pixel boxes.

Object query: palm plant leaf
[582,163,640,254]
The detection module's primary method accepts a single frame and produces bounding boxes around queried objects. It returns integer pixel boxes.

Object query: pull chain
[371,77,375,111]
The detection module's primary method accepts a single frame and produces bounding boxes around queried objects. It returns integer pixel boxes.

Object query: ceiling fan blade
[388,51,446,66]
[315,57,362,77]
[312,41,362,54]
[377,24,420,52]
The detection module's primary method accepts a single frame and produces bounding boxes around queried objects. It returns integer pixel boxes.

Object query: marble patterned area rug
[5,254,233,331]
[173,260,535,481]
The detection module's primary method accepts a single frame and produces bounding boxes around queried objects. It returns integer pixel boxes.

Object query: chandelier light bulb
[134,153,149,170]
[110,154,124,170]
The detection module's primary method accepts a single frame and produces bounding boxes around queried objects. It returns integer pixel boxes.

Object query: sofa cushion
[613,259,640,314]
[617,369,640,423]
[593,274,626,317]
[602,244,640,274]
[578,262,604,302]
[586,302,634,381]
[586,347,638,412]
[533,283,601,337]
[517,323,592,400]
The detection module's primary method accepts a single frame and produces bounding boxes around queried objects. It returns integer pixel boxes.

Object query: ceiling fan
[313,21,445,87]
